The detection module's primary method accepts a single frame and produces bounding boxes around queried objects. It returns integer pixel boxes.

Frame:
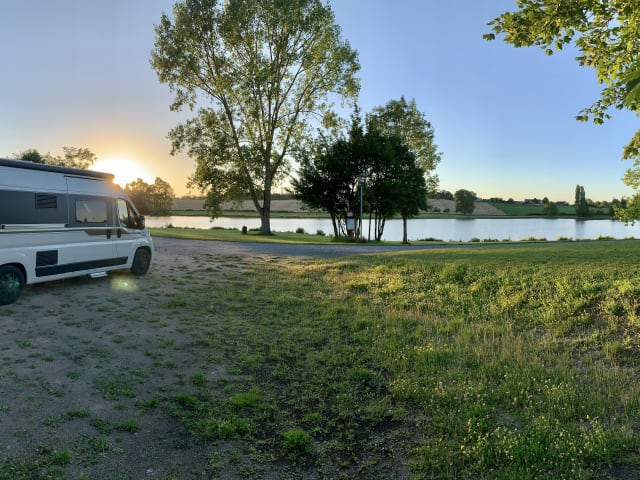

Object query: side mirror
[138,215,145,229]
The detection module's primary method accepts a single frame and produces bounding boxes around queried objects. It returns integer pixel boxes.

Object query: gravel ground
[0,237,436,479]
[0,236,519,478]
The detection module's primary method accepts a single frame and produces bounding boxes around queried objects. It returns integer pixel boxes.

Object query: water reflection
[146,216,640,242]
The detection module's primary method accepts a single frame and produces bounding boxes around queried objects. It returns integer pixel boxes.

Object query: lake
[146,216,640,242]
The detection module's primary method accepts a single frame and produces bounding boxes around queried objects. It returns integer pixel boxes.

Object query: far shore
[169,198,612,220]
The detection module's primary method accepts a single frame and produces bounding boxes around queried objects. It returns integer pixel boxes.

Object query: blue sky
[1,0,637,202]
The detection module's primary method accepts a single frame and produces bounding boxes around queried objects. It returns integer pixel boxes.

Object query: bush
[296,227,305,234]
[316,229,325,236]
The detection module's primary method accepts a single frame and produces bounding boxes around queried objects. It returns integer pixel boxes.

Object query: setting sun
[92,157,154,188]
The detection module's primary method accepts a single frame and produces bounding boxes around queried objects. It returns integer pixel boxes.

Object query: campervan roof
[0,158,114,181]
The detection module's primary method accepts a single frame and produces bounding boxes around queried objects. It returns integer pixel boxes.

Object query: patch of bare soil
[0,239,256,479]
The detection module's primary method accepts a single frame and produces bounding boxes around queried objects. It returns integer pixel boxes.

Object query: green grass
[159,239,640,478]
[149,226,338,244]
[8,234,640,478]
[490,202,611,217]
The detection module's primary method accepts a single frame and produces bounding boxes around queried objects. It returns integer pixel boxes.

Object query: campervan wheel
[0,266,25,305]
[131,248,151,276]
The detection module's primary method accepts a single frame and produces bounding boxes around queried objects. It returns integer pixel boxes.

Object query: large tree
[151,0,359,234]
[293,119,368,238]
[364,130,428,241]
[366,97,440,241]
[294,116,428,241]
[485,1,640,219]
[366,96,441,181]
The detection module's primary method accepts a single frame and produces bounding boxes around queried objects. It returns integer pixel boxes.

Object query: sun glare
[93,157,153,188]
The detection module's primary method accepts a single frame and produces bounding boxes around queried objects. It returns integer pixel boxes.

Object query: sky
[1,1,638,202]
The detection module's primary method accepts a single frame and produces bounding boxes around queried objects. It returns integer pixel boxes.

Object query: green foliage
[124,177,175,216]
[151,0,360,233]
[14,147,96,169]
[294,112,429,240]
[543,197,558,217]
[170,386,269,441]
[190,372,207,386]
[487,1,640,219]
[366,96,441,182]
[158,239,640,477]
[281,428,312,457]
[114,419,140,433]
[454,188,476,215]
[575,184,589,218]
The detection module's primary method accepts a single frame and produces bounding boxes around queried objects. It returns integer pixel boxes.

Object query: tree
[454,189,476,215]
[125,177,175,216]
[575,184,589,218]
[365,97,439,241]
[149,177,176,215]
[485,1,640,219]
[294,113,429,241]
[364,130,428,241]
[15,147,96,169]
[293,135,361,238]
[366,96,441,180]
[17,149,45,164]
[125,179,152,214]
[543,197,558,217]
[151,0,359,234]
[435,190,454,200]
[57,147,96,169]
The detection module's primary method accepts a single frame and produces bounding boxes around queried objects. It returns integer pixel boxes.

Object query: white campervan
[0,158,154,305]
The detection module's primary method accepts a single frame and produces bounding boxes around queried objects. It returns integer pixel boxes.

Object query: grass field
[162,238,640,478]
[490,202,612,217]
[5,235,639,478]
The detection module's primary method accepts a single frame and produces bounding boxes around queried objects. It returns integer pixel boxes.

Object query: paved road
[152,236,531,259]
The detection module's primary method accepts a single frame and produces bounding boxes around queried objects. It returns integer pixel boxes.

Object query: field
[489,202,612,217]
[2,237,640,478]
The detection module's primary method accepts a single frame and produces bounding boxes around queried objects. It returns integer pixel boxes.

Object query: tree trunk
[330,215,339,237]
[260,167,273,235]
[402,216,408,244]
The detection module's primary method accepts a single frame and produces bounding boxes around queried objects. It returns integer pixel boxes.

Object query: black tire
[130,248,151,276]
[0,265,25,306]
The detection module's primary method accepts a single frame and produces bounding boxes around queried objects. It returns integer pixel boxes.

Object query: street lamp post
[358,173,366,240]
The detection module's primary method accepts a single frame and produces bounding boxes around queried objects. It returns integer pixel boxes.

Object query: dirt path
[0,239,255,478]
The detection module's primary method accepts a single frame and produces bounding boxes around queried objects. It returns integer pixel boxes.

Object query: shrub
[296,227,305,234]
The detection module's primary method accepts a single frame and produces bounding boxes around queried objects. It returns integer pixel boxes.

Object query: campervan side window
[117,198,139,229]
[75,198,108,224]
